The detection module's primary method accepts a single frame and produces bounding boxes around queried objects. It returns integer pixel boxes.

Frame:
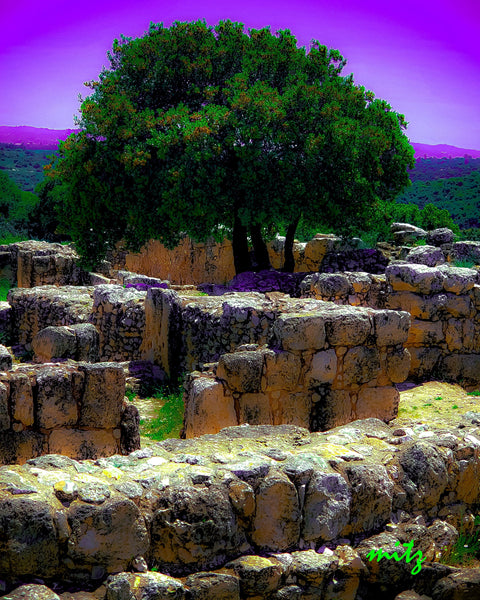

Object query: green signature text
[367,540,426,575]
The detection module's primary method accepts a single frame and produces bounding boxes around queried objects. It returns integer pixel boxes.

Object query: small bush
[453,258,477,269]
[0,278,12,302]
[442,516,480,567]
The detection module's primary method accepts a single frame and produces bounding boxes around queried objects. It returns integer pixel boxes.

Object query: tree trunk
[232,213,252,274]
[250,224,271,271]
[283,216,300,272]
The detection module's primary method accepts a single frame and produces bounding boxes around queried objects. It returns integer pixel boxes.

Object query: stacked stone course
[0,361,139,464]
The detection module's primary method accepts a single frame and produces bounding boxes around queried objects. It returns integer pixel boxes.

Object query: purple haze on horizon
[1,0,479,148]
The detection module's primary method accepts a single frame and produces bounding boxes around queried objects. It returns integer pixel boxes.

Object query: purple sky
[1,0,479,148]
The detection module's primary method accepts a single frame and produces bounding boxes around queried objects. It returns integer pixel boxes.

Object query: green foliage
[454,258,477,269]
[396,171,480,229]
[125,389,136,402]
[467,390,480,397]
[441,515,480,567]
[0,170,41,240]
[140,386,185,441]
[48,19,414,270]
[0,278,11,302]
[410,157,480,182]
[0,144,52,192]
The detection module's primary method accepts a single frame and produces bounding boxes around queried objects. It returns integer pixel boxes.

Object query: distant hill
[411,142,480,159]
[0,126,78,150]
[1,126,480,159]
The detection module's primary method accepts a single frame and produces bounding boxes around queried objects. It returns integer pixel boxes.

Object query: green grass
[452,404,459,409]
[442,516,480,567]
[423,402,433,407]
[0,278,13,302]
[454,258,477,269]
[125,389,136,402]
[467,390,480,397]
[139,386,185,441]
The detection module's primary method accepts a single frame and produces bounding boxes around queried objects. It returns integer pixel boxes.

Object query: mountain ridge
[1,125,479,158]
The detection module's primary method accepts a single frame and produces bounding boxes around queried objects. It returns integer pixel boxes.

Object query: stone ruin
[1,236,480,598]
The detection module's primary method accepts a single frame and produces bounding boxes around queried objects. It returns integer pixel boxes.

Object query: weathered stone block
[386,264,445,295]
[78,363,125,428]
[342,347,381,386]
[439,354,480,385]
[225,555,284,597]
[238,392,272,425]
[386,292,446,320]
[251,471,301,550]
[184,377,237,438]
[302,471,350,542]
[438,265,478,294]
[306,349,337,385]
[264,350,302,391]
[67,497,149,573]
[324,307,371,346]
[36,366,78,429]
[356,387,399,422]
[310,389,352,431]
[184,571,240,600]
[386,348,411,383]
[216,350,264,393]
[48,428,118,459]
[270,391,312,429]
[407,319,444,346]
[0,380,9,431]
[9,372,34,426]
[406,245,445,267]
[273,314,326,351]
[0,344,12,371]
[408,347,442,380]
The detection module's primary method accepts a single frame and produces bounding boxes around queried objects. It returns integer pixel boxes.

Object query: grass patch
[125,389,136,402]
[467,390,480,397]
[140,385,185,441]
[423,402,433,407]
[453,258,477,269]
[442,516,480,567]
[452,404,459,409]
[0,278,12,302]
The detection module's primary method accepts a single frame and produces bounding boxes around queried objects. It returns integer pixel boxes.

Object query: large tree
[48,20,414,272]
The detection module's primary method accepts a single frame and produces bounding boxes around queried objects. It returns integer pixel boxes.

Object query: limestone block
[78,363,125,428]
[303,236,340,271]
[291,549,339,596]
[184,377,237,438]
[251,471,301,550]
[462,319,476,351]
[185,572,240,599]
[150,484,244,574]
[324,307,372,346]
[345,271,373,294]
[225,555,284,597]
[439,354,480,385]
[455,457,480,504]
[446,241,480,264]
[356,387,399,422]
[228,479,256,519]
[385,264,445,295]
[67,496,149,573]
[32,326,76,361]
[307,272,352,298]
[406,319,444,346]
[398,442,448,510]
[306,349,337,385]
[273,313,326,351]
[438,265,478,294]
[0,344,12,371]
[310,389,352,431]
[216,350,264,393]
[386,349,411,383]
[105,572,185,600]
[264,350,302,391]
[342,347,381,386]
[270,391,312,428]
[405,245,445,267]
[70,323,100,361]
[0,492,61,578]
[445,318,463,352]
[302,471,351,542]
[1,583,61,599]
[48,429,118,459]
[0,380,9,431]
[340,464,394,535]
[9,371,34,426]
[427,227,454,246]
[0,430,43,465]
[238,392,272,426]
[386,291,446,320]
[443,293,474,318]
[330,545,367,600]
[407,347,442,380]
[36,366,78,429]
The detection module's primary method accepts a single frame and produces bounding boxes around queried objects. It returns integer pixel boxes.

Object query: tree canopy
[48,20,415,271]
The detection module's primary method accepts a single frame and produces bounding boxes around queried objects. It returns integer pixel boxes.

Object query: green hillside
[0,143,52,192]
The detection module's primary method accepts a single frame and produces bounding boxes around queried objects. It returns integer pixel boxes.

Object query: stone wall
[0,362,139,464]
[0,241,95,288]
[301,263,480,385]
[183,304,411,437]
[1,419,480,598]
